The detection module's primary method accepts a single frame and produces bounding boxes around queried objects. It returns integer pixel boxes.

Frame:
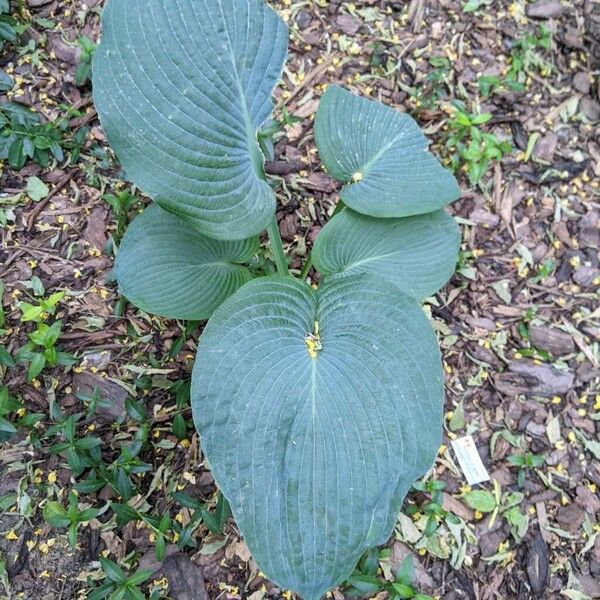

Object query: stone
[573,266,600,287]
[555,504,585,533]
[534,133,558,161]
[581,97,600,122]
[336,14,361,36]
[526,1,565,19]
[573,72,591,94]
[580,211,600,249]
[575,485,600,516]
[72,371,129,424]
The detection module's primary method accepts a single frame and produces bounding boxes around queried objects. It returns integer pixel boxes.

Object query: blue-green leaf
[115,204,258,321]
[312,208,460,299]
[315,86,460,218]
[93,0,288,240]
[192,274,443,600]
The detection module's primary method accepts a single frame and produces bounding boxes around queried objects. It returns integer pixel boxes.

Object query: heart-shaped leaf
[115,203,258,320]
[315,86,460,218]
[312,208,460,299]
[93,0,288,240]
[192,274,443,600]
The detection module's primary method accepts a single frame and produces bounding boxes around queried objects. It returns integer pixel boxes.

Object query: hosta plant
[93,1,461,598]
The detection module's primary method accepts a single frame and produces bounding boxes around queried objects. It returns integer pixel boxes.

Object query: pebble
[573,266,600,287]
[526,0,565,19]
[573,72,591,95]
[580,97,600,122]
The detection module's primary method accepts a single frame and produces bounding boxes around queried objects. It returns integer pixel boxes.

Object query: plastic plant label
[451,435,490,486]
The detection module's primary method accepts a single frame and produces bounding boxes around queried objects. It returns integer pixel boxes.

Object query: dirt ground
[0,0,599,599]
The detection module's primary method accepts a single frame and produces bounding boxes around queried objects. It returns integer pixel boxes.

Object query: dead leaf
[163,552,209,600]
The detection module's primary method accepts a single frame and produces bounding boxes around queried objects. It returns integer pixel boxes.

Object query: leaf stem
[266,217,288,277]
[299,256,312,280]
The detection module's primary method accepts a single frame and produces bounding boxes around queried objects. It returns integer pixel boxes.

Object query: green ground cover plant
[92,0,462,598]
[0,101,88,168]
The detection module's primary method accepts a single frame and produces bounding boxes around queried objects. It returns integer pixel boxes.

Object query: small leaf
[99,556,126,584]
[26,176,49,202]
[115,204,258,320]
[0,416,17,435]
[390,582,416,598]
[110,502,139,525]
[0,71,13,91]
[505,506,529,542]
[43,501,70,528]
[126,569,153,587]
[396,555,415,585]
[491,280,512,304]
[312,208,460,299]
[125,397,146,422]
[315,86,460,218]
[0,347,15,367]
[172,492,202,511]
[172,413,187,440]
[155,533,166,561]
[346,574,382,594]
[27,352,46,381]
[463,490,496,513]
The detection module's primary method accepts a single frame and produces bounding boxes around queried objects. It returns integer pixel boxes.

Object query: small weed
[258,106,302,159]
[16,320,77,380]
[510,26,553,81]
[87,556,154,600]
[516,306,538,341]
[19,290,63,322]
[462,480,529,542]
[47,412,102,476]
[399,56,451,112]
[102,188,140,242]
[76,35,96,87]
[408,479,461,537]
[0,385,22,442]
[507,452,545,487]
[43,491,102,547]
[479,26,553,98]
[456,249,478,281]
[172,490,231,549]
[462,0,491,12]
[76,386,113,420]
[529,258,556,284]
[446,105,512,185]
[0,102,88,169]
[12,292,77,380]
[478,74,524,98]
[171,378,191,440]
[416,56,451,110]
[0,0,27,51]
[345,549,434,600]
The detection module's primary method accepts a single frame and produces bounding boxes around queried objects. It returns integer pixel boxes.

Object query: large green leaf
[312,208,460,299]
[315,86,460,218]
[192,274,443,600]
[115,203,258,320]
[92,0,287,240]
